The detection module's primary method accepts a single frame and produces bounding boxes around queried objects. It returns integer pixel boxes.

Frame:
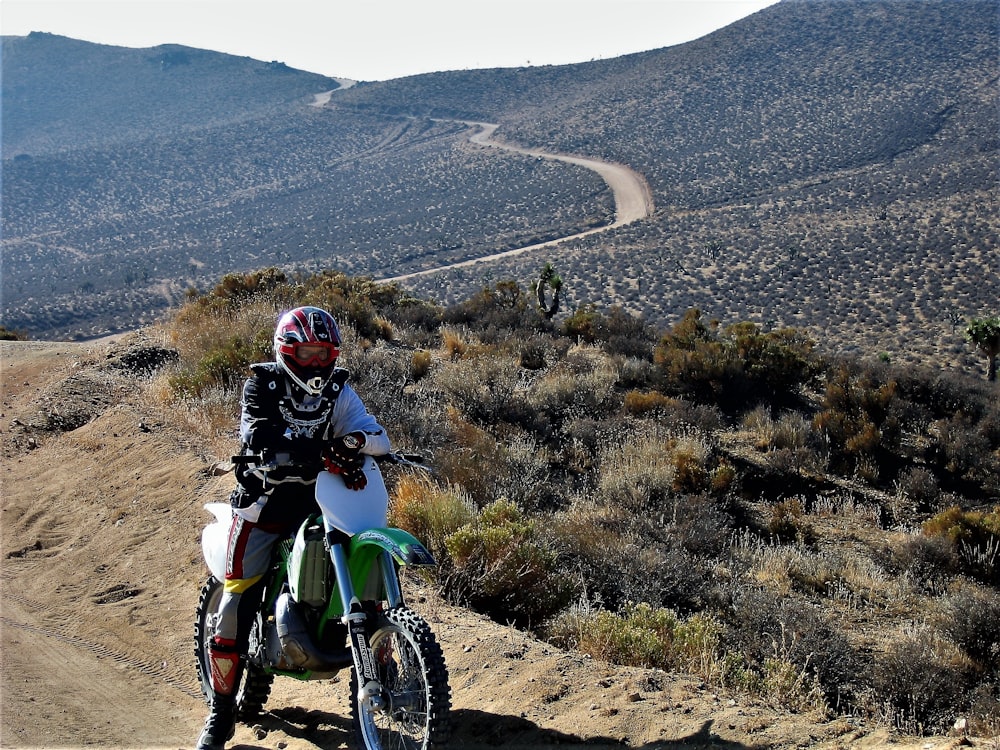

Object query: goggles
[283,341,339,366]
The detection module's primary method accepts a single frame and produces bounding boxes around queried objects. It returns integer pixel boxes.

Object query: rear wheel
[351,606,451,750]
[193,576,273,718]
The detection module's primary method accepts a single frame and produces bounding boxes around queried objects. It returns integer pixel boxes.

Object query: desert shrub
[895,466,940,511]
[926,413,998,489]
[432,350,525,426]
[382,296,443,335]
[922,505,1000,583]
[935,586,1000,668]
[670,435,712,493]
[168,329,271,398]
[431,414,560,512]
[768,498,815,544]
[443,500,578,628]
[923,505,1000,544]
[561,304,604,343]
[743,404,777,449]
[443,280,551,340]
[526,344,620,426]
[886,533,958,595]
[388,474,476,563]
[623,389,674,416]
[671,493,735,558]
[723,586,861,709]
[431,414,509,506]
[744,406,827,476]
[616,355,660,391]
[893,367,995,422]
[493,433,559,512]
[203,267,290,304]
[723,654,828,714]
[653,310,816,412]
[874,628,979,733]
[628,536,713,613]
[546,601,678,670]
[439,325,471,360]
[771,411,814,451]
[165,269,415,400]
[549,502,712,614]
[709,461,738,495]
[546,602,723,677]
[598,425,718,510]
[561,304,655,359]
[596,428,678,510]
[813,362,900,478]
[625,390,724,433]
[518,337,549,370]
[410,349,433,381]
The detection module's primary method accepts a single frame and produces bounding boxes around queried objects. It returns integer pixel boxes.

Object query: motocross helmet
[273,306,342,395]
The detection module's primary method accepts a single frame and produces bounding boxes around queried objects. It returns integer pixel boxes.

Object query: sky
[1,0,780,82]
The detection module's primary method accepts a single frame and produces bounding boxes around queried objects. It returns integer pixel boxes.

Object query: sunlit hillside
[2,1,997,380]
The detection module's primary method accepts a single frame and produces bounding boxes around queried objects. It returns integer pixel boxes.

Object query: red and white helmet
[273,306,342,395]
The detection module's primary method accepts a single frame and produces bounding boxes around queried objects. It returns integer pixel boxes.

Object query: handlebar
[229,451,431,474]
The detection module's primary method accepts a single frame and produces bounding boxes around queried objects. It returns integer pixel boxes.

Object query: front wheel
[351,606,451,750]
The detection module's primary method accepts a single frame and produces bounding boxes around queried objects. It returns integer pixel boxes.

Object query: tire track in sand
[378,122,654,284]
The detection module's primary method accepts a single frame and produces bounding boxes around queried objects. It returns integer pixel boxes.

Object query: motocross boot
[196,637,240,750]
[195,697,235,750]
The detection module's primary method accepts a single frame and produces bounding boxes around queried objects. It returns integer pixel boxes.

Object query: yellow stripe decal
[224,575,262,594]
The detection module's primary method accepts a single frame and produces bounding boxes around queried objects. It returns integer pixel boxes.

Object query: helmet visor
[286,341,339,366]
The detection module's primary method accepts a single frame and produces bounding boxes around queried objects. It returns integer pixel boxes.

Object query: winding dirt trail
[378,122,654,284]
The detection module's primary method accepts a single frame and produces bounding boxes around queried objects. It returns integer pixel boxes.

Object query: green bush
[546,602,723,674]
[922,506,1000,583]
[654,309,816,412]
[167,330,271,398]
[165,269,417,400]
[443,500,578,628]
[388,474,475,563]
[923,505,1000,546]
[813,362,900,478]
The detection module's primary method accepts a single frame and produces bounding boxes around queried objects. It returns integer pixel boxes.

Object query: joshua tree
[534,262,562,319]
[965,316,1000,382]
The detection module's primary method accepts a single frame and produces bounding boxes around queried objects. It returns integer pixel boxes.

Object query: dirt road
[379,122,654,284]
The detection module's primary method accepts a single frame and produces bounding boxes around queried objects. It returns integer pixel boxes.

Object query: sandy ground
[0,337,981,749]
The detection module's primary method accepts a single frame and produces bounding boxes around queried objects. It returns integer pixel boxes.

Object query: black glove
[340,464,368,491]
[323,432,366,482]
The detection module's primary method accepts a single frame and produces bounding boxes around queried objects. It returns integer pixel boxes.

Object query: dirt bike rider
[197,305,390,750]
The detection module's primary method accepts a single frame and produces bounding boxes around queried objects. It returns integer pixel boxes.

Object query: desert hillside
[3,0,996,377]
[0,334,990,749]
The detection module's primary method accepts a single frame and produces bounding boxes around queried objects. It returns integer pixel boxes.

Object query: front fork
[329,541,401,712]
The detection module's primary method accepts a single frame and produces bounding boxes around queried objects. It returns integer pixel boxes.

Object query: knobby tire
[351,606,451,750]
[193,576,273,719]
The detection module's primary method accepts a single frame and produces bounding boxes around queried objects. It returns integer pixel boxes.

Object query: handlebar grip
[230,454,262,465]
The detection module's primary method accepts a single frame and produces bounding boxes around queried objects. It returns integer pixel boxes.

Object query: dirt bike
[194,452,451,750]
